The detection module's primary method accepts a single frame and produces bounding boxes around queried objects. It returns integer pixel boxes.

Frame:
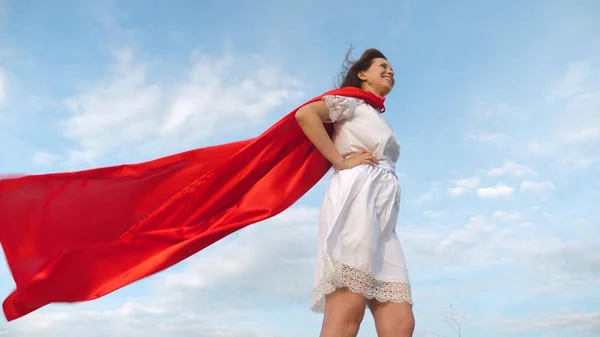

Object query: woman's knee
[378,312,414,336]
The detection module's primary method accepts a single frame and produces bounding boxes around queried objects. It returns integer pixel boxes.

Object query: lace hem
[311,254,413,313]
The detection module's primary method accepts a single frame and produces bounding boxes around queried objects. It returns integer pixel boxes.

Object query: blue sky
[1,0,599,336]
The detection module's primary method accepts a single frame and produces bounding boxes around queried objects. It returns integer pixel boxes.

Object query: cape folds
[0,87,385,321]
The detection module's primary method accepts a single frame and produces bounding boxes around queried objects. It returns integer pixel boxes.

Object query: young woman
[295,48,415,337]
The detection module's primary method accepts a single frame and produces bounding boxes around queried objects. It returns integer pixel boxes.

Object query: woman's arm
[295,101,377,170]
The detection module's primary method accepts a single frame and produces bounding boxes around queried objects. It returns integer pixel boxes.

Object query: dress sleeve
[322,95,358,123]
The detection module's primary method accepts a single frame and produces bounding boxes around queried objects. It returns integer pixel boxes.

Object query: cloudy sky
[1,0,599,336]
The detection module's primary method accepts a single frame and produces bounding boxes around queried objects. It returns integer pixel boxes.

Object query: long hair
[336,46,388,89]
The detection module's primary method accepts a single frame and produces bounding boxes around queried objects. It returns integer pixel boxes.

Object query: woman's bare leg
[368,300,415,337]
[319,288,367,337]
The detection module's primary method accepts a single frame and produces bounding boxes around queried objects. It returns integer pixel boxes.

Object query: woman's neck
[360,84,385,98]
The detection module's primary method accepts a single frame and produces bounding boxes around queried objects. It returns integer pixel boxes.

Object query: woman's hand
[334,150,378,170]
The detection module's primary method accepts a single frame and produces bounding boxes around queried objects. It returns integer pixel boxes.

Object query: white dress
[311,95,413,313]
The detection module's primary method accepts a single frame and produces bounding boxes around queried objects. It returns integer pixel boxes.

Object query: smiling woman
[296,48,414,337]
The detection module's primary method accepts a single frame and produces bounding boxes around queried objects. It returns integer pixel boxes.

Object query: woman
[296,48,415,337]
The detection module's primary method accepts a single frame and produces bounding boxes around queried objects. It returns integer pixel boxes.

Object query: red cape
[0,86,385,321]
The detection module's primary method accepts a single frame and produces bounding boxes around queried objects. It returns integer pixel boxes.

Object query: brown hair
[336,46,388,89]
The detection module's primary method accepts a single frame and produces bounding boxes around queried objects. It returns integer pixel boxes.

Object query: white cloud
[561,127,600,144]
[506,311,600,334]
[492,210,522,222]
[59,47,303,166]
[421,210,444,218]
[487,160,536,177]
[447,177,480,196]
[520,180,555,194]
[436,215,494,254]
[550,62,591,99]
[528,139,599,170]
[527,62,600,171]
[403,213,599,335]
[32,151,61,166]
[7,303,288,337]
[402,209,599,285]
[402,215,503,266]
[411,185,442,205]
[486,229,600,284]
[476,185,514,199]
[554,91,600,144]
[412,191,435,204]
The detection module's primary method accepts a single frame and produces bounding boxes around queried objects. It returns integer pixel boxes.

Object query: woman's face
[359,58,395,97]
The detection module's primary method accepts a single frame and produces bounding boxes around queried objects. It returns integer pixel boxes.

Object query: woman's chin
[378,85,393,97]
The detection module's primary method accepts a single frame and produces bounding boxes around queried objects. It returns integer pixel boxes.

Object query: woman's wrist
[331,157,345,170]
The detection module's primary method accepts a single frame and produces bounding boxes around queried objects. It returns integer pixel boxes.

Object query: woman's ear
[357,71,367,81]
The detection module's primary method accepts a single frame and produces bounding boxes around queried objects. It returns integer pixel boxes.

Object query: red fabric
[0,86,384,321]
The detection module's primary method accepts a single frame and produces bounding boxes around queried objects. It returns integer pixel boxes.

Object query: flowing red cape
[0,86,384,321]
